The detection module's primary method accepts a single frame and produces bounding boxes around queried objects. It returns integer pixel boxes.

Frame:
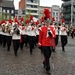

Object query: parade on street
[0,0,75,75]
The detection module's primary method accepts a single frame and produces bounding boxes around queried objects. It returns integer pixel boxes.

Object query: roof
[1,0,14,8]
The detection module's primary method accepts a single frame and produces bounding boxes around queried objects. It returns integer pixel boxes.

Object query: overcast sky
[14,0,63,9]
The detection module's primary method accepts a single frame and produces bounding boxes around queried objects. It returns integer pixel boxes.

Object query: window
[31,0,33,2]
[53,12,55,16]
[26,0,31,2]
[56,17,58,20]
[7,15,9,19]
[56,12,58,16]
[11,10,14,14]
[0,7,2,12]
[11,16,14,19]
[3,9,5,13]
[7,10,9,13]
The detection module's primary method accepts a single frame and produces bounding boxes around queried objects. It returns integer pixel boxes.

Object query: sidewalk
[0,36,75,75]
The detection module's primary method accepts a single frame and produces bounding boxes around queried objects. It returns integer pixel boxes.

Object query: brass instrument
[6,25,11,34]
[2,25,5,32]
[13,24,20,35]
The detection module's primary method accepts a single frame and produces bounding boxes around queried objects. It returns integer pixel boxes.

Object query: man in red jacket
[38,18,56,74]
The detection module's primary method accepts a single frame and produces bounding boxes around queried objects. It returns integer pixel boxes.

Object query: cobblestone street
[0,36,75,75]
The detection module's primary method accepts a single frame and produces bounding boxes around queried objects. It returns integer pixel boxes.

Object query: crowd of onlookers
[67,26,75,39]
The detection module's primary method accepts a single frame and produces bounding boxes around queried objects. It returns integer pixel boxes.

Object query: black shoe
[62,48,65,52]
[8,49,10,51]
[62,49,65,52]
[7,48,10,51]
[30,52,33,55]
[21,48,23,50]
[15,54,17,56]
[43,62,46,68]
[46,70,51,75]
[52,49,55,52]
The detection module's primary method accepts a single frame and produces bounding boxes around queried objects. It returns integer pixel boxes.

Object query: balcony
[26,6,39,10]
[62,9,71,13]
[73,2,75,6]
[62,1,71,7]
[26,2,39,6]
[26,12,38,15]
[73,9,75,12]
[63,15,71,19]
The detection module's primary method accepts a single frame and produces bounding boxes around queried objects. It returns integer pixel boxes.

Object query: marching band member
[38,17,45,53]
[50,18,56,52]
[55,23,59,46]
[25,19,30,47]
[60,23,68,52]
[20,23,26,50]
[38,8,55,75]
[4,22,12,51]
[10,22,21,56]
[27,21,36,55]
[1,21,7,48]
[0,23,2,45]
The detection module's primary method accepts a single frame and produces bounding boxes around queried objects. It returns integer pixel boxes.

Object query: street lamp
[71,0,73,26]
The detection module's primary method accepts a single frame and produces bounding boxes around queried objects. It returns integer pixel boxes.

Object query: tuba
[2,24,5,32]
[4,24,11,34]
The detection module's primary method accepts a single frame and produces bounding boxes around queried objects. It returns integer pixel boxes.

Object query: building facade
[15,9,25,20]
[0,0,15,20]
[51,5,61,23]
[19,0,40,18]
[39,5,61,23]
[62,0,75,25]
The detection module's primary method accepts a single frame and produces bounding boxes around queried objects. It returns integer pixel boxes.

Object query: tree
[0,12,11,21]
[24,10,32,23]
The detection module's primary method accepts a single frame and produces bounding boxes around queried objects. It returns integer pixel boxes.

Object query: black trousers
[28,36,35,53]
[55,35,59,46]
[36,35,39,44]
[25,35,28,46]
[42,46,52,71]
[6,36,12,50]
[2,35,7,47]
[2,35,12,50]
[61,35,68,50]
[13,40,20,55]
[20,35,26,49]
[0,34,3,45]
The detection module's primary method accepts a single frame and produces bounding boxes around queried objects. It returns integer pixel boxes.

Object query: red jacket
[38,25,56,46]
[49,25,56,38]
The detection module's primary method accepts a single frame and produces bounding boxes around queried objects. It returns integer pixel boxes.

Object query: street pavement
[0,36,75,75]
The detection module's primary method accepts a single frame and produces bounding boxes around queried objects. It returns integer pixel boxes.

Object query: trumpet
[13,24,20,35]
